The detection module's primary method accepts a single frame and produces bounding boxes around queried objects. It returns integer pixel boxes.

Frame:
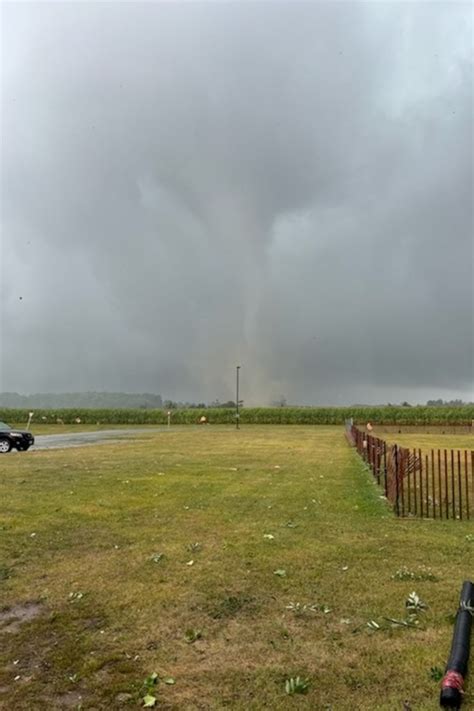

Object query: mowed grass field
[372,430,474,453]
[1,426,473,710]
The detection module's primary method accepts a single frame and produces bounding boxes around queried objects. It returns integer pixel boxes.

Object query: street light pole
[236,365,240,430]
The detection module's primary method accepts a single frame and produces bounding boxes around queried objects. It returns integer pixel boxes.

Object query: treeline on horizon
[0,392,164,409]
[0,392,471,410]
[1,405,474,426]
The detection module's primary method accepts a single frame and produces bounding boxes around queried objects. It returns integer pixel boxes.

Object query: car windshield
[0,422,12,431]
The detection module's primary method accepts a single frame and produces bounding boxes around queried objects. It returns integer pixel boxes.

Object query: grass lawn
[0,426,473,710]
[373,430,474,453]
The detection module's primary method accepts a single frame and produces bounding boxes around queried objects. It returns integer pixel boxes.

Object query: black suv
[0,421,35,453]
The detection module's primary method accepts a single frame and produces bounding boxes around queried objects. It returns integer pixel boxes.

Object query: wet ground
[28,428,167,451]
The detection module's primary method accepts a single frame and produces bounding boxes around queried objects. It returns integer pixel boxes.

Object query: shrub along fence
[346,423,474,520]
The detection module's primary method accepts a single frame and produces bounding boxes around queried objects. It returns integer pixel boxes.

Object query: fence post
[465,451,470,520]
[383,441,388,497]
[376,437,381,485]
[393,445,400,516]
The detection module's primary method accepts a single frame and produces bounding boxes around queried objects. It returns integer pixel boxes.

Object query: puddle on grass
[0,601,44,633]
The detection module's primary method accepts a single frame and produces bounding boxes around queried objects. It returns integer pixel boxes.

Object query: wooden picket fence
[346,423,474,519]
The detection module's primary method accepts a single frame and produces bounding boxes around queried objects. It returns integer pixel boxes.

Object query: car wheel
[0,438,12,453]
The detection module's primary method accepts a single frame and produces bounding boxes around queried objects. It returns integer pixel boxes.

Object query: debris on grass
[285,602,323,616]
[187,542,202,553]
[285,676,310,695]
[263,534,275,540]
[383,616,419,628]
[429,666,443,681]
[392,566,438,582]
[367,620,381,630]
[151,553,165,564]
[142,672,159,707]
[273,569,287,577]
[367,592,428,632]
[405,591,428,614]
[184,628,202,643]
[68,591,86,602]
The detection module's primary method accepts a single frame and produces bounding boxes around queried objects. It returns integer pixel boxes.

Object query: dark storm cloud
[1,2,472,404]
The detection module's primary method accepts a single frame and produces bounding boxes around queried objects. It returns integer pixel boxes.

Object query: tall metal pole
[236,366,240,430]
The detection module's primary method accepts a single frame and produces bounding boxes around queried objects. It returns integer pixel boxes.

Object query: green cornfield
[1,405,473,426]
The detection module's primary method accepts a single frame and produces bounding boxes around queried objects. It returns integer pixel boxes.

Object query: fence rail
[346,423,474,520]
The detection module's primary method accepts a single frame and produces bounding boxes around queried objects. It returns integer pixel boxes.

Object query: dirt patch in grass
[0,601,45,634]
[53,690,85,707]
[206,593,259,620]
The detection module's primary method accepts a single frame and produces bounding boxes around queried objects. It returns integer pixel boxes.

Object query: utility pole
[236,365,241,430]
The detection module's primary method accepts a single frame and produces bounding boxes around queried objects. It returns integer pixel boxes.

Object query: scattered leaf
[187,542,201,553]
[185,628,202,643]
[406,592,428,613]
[68,591,85,602]
[285,676,310,695]
[430,666,443,682]
[367,620,380,630]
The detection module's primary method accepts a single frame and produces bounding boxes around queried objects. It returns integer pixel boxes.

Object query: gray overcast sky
[1,1,473,405]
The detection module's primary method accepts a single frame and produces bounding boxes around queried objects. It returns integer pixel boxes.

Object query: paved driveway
[29,428,167,451]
